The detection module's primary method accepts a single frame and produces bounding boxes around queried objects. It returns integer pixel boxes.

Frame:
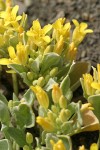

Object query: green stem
[12,73,18,96]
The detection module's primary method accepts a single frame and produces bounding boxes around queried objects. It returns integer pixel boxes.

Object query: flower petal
[43,24,52,34]
[0,58,10,65]
[32,20,41,31]
[91,82,100,90]
[11,5,19,19]
[8,46,16,59]
[72,19,79,26]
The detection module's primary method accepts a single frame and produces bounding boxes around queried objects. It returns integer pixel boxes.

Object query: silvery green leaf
[41,53,62,74]
[88,94,100,122]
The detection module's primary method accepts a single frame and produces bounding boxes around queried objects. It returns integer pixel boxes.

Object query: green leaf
[61,121,73,134]
[0,100,10,125]
[7,127,26,147]
[44,78,57,91]
[0,92,8,105]
[9,64,27,74]
[60,75,70,96]
[41,53,62,73]
[56,63,71,79]
[46,133,59,150]
[30,57,40,73]
[0,139,11,150]
[13,103,35,128]
[9,36,18,47]
[23,89,35,106]
[88,94,100,122]
[69,62,90,91]
[13,93,19,101]
[57,135,72,150]
[65,89,73,102]
[20,72,32,86]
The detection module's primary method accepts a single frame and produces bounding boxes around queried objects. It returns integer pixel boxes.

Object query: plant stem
[12,73,18,96]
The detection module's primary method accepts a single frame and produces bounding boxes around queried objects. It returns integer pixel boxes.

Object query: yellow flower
[27,20,52,47]
[72,19,93,46]
[52,84,62,104]
[53,35,64,55]
[53,18,71,41]
[91,64,100,90]
[0,4,22,31]
[50,139,66,150]
[82,74,94,96]
[16,42,28,65]
[0,42,28,65]
[79,143,98,150]
[36,116,54,132]
[65,42,77,61]
[31,85,49,109]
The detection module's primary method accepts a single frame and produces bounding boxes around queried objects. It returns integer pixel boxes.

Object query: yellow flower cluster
[0,0,93,67]
[31,84,70,133]
[81,64,100,96]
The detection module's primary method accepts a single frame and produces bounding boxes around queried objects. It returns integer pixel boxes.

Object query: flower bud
[52,84,62,104]
[23,145,30,150]
[37,76,45,87]
[56,118,62,125]
[50,67,58,77]
[29,58,33,64]
[32,80,38,86]
[44,45,51,54]
[59,109,71,122]
[50,140,66,150]
[31,86,49,109]
[54,35,64,55]
[27,72,34,81]
[45,74,50,83]
[36,116,54,132]
[51,105,59,114]
[59,95,67,108]
[47,111,56,122]
[26,132,33,144]
[8,100,13,109]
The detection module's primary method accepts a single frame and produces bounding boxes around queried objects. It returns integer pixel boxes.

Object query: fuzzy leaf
[20,72,32,86]
[7,127,26,147]
[41,53,62,73]
[88,94,100,122]
[9,64,27,74]
[0,93,8,105]
[23,88,35,106]
[0,139,11,150]
[69,62,90,91]
[0,100,10,125]
[44,78,57,91]
[60,75,72,101]
[13,103,35,128]
[30,58,40,73]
